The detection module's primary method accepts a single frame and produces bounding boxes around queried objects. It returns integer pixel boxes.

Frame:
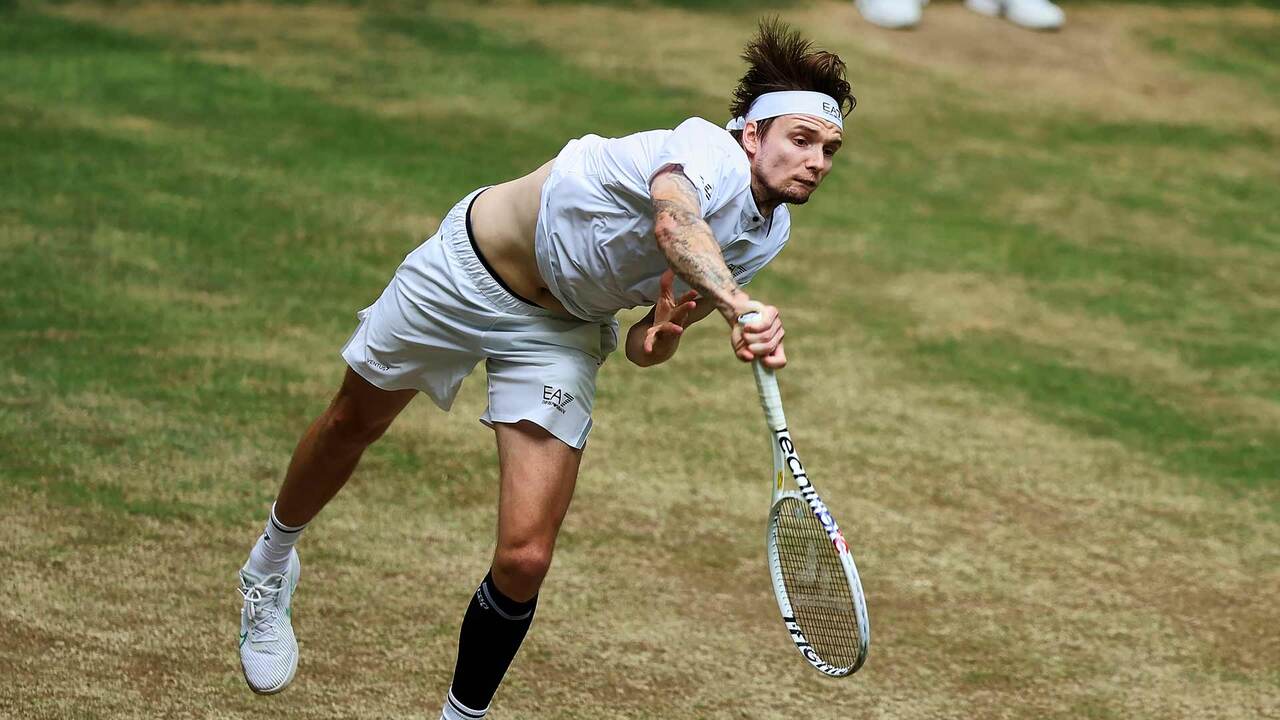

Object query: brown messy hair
[729,18,856,142]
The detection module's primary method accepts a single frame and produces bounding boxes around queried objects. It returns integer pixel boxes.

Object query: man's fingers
[731,326,751,361]
[733,312,780,361]
[733,303,786,365]
[745,319,781,343]
[644,322,683,355]
[746,325,784,354]
[745,305,778,332]
[678,290,698,305]
[762,341,787,369]
[669,300,697,325]
[659,268,676,300]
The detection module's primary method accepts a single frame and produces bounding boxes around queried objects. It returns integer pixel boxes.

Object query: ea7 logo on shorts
[542,385,576,414]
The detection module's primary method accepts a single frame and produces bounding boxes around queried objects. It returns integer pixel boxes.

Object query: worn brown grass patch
[798,3,1280,129]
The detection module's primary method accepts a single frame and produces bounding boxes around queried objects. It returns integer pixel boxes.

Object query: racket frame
[754,359,871,677]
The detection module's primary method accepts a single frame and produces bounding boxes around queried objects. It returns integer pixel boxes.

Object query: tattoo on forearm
[652,174,738,303]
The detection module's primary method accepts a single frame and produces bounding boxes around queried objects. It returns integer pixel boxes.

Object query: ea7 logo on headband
[822,102,841,121]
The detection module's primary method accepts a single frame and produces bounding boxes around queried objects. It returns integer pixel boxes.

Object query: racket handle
[739,312,788,432]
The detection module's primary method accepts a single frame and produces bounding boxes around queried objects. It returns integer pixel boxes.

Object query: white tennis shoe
[238,549,301,694]
[855,0,922,29]
[965,0,1064,30]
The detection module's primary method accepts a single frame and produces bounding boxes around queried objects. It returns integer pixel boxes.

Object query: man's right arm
[649,168,752,323]
[649,166,787,368]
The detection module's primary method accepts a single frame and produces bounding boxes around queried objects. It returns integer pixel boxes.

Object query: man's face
[745,114,843,206]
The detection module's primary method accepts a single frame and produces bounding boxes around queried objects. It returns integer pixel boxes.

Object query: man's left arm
[624,271,719,367]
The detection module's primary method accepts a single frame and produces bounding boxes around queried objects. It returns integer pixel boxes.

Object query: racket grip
[739,312,788,432]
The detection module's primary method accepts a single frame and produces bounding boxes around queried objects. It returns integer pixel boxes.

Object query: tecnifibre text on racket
[741,313,870,676]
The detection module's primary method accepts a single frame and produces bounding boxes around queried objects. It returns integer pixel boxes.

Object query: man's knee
[318,370,413,447]
[322,397,395,447]
[493,542,554,593]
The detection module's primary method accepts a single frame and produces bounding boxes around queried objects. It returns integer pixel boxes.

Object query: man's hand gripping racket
[741,312,870,677]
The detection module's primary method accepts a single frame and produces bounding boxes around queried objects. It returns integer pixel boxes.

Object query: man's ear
[742,120,762,156]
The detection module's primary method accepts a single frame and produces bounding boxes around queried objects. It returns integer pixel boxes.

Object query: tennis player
[236,19,854,718]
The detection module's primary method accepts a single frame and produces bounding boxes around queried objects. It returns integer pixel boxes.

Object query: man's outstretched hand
[642,269,700,358]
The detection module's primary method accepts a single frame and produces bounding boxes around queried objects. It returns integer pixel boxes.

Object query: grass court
[2,1,1277,717]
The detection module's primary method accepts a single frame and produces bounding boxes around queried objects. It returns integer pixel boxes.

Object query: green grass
[0,6,707,524]
[808,94,1280,488]
[502,0,803,9]
[918,334,1279,488]
[1147,23,1280,98]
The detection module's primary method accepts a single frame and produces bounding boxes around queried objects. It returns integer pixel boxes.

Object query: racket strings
[772,497,862,669]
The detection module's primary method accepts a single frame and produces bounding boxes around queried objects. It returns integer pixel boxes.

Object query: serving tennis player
[235,19,855,718]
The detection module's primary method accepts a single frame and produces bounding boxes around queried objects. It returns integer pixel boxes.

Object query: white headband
[725,90,843,132]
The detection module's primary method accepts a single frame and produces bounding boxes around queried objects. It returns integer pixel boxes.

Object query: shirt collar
[740,190,768,232]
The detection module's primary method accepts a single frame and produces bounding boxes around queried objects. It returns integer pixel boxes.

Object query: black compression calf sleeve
[448,570,538,713]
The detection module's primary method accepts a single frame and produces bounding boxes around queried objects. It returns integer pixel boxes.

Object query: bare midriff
[469,159,574,318]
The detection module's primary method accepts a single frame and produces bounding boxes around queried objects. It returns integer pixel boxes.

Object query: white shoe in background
[855,0,923,29]
[966,0,1064,30]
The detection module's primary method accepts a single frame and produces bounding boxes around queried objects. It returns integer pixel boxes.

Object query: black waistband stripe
[465,191,542,308]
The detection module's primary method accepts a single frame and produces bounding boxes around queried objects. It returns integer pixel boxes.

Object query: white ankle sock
[246,503,307,577]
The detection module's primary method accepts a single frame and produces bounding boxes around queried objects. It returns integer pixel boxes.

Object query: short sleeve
[649,117,750,218]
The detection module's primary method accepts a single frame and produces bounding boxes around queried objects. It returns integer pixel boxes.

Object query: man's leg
[239,367,417,694]
[273,367,418,526]
[245,367,417,576]
[441,420,582,720]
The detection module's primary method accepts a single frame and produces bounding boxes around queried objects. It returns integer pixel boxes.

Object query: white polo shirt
[534,117,791,322]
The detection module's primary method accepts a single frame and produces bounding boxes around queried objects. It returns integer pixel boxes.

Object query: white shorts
[341,188,619,449]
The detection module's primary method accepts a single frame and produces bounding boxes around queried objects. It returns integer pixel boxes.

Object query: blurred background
[2,1,1277,718]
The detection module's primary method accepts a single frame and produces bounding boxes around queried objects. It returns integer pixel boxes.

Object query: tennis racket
[742,315,870,677]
